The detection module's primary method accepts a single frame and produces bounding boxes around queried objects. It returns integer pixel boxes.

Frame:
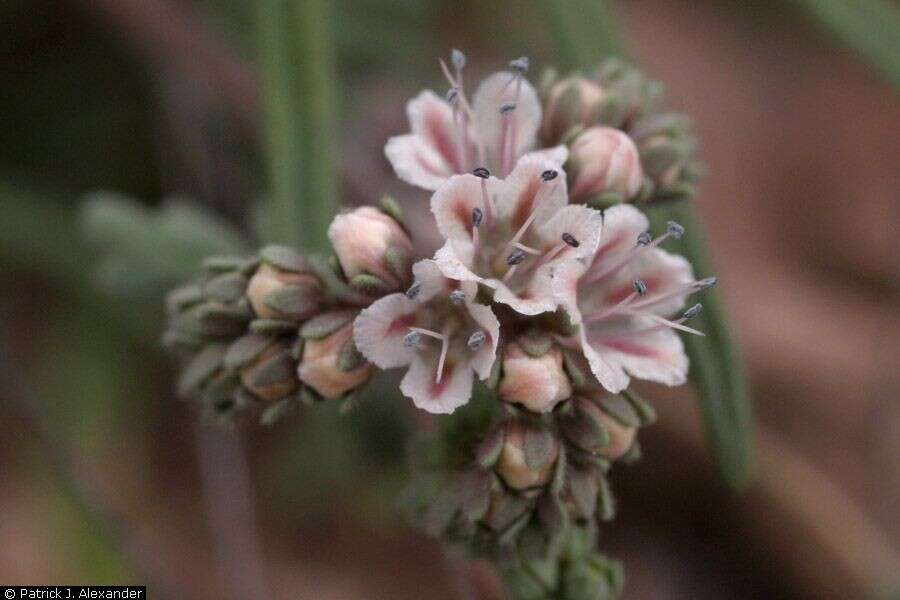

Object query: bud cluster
[164,201,412,423]
[541,59,701,206]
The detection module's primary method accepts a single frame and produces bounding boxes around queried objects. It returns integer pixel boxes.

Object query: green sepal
[567,467,598,520]
[620,388,657,425]
[259,244,308,272]
[259,396,299,426]
[336,337,366,372]
[596,394,640,428]
[224,333,272,370]
[524,426,557,471]
[518,329,554,358]
[250,350,296,388]
[597,474,616,522]
[300,310,355,340]
[249,318,298,335]
[263,284,319,319]
[203,272,247,304]
[177,344,225,396]
[349,273,392,296]
[475,427,505,468]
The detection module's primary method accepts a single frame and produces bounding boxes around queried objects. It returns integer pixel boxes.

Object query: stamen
[636,231,653,246]
[405,282,422,299]
[446,87,459,104]
[408,326,446,341]
[562,232,579,247]
[509,56,529,73]
[471,207,484,227]
[467,331,486,350]
[499,103,517,114]
[506,248,527,266]
[451,48,466,70]
[636,312,705,336]
[633,279,648,296]
[683,303,703,319]
[472,171,494,226]
[403,331,421,347]
[698,276,718,290]
[628,278,717,312]
[435,324,452,384]
[512,241,542,255]
[667,221,685,239]
[541,169,558,181]
[449,289,466,304]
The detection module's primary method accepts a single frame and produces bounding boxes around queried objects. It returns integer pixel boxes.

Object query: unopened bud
[495,421,559,490]
[240,343,299,402]
[246,263,321,321]
[328,206,413,291]
[298,322,372,399]
[576,397,637,459]
[568,126,643,202]
[498,343,572,413]
[541,76,608,145]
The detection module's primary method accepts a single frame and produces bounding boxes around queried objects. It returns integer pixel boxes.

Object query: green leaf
[648,203,753,489]
[787,0,900,90]
[534,0,625,68]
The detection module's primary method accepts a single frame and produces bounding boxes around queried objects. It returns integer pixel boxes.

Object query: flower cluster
[165,50,714,600]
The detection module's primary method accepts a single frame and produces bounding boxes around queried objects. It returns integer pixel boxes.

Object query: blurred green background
[1,1,898,598]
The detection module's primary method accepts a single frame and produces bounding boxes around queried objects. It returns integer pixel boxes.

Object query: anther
[499,103,517,115]
[467,331,486,350]
[405,282,421,299]
[561,232,580,247]
[472,167,491,179]
[667,221,685,239]
[403,331,421,347]
[683,303,703,319]
[506,248,527,266]
[446,87,459,105]
[541,169,558,182]
[633,279,648,296]
[698,276,718,290]
[636,231,653,246]
[449,289,466,304]
[509,56,529,73]
[472,207,484,227]
[451,49,466,70]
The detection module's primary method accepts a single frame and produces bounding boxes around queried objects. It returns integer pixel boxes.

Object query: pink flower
[430,153,602,316]
[327,206,412,290]
[568,126,643,202]
[552,204,714,392]
[353,259,499,414]
[385,52,567,190]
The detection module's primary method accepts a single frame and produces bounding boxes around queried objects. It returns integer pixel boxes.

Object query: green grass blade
[788,0,900,90]
[534,0,625,66]
[257,0,338,250]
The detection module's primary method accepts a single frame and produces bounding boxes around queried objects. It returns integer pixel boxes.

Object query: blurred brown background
[1,1,897,599]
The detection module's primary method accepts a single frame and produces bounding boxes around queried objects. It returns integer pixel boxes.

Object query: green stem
[257,0,338,250]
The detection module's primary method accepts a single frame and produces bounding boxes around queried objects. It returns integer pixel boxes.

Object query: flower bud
[498,343,571,413]
[246,262,321,321]
[298,322,372,399]
[541,76,607,144]
[239,343,299,402]
[328,207,413,291]
[575,397,637,459]
[495,421,559,490]
[568,126,643,202]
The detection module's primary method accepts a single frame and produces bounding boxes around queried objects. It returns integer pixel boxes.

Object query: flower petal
[525,145,568,167]
[464,301,500,380]
[385,134,453,191]
[536,204,603,262]
[400,352,474,414]
[434,240,483,284]
[551,258,589,324]
[589,204,649,272]
[586,319,688,387]
[472,71,541,171]
[496,153,569,234]
[598,247,695,317]
[431,173,505,246]
[410,258,453,302]
[579,326,630,393]
[353,293,420,369]
[488,264,558,316]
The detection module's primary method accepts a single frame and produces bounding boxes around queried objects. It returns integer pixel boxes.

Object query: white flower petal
[587,320,688,387]
[410,258,452,302]
[537,205,603,262]
[524,145,569,167]
[353,293,420,369]
[472,71,541,171]
[551,259,589,324]
[488,269,558,316]
[385,134,453,191]
[496,153,569,234]
[431,173,505,245]
[589,204,649,271]
[579,327,629,393]
[434,241,483,284]
[598,247,695,317]
[464,301,500,380]
[400,351,474,414]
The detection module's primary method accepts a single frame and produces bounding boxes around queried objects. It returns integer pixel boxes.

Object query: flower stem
[257,0,338,251]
